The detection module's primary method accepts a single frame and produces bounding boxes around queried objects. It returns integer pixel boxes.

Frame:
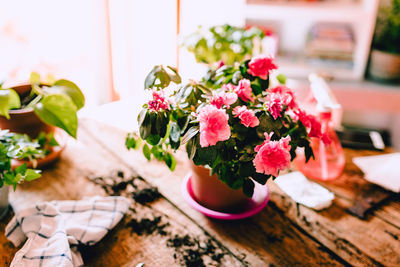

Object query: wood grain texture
[79,119,400,266]
[0,118,398,267]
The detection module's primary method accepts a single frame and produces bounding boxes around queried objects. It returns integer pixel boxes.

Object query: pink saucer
[181,174,269,220]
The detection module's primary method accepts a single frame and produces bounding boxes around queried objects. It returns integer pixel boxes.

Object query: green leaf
[164,153,176,171]
[30,72,41,85]
[146,134,161,146]
[242,178,255,197]
[44,74,56,85]
[144,65,171,89]
[138,109,147,127]
[238,161,255,178]
[305,143,315,163]
[25,169,41,181]
[0,87,20,118]
[52,79,85,110]
[34,94,78,138]
[3,172,20,187]
[48,135,59,147]
[0,90,11,119]
[193,145,217,166]
[232,70,243,84]
[8,89,21,110]
[151,145,164,160]
[186,136,197,160]
[231,177,244,189]
[37,132,47,147]
[276,74,287,85]
[156,112,168,138]
[15,162,27,174]
[169,122,180,143]
[181,126,199,145]
[142,144,151,160]
[167,66,182,84]
[257,113,282,136]
[125,133,139,150]
[144,66,160,89]
[139,111,151,140]
[139,122,151,140]
[252,173,270,185]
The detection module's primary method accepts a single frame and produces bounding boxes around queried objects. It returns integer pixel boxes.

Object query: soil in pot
[190,163,248,212]
[0,84,54,138]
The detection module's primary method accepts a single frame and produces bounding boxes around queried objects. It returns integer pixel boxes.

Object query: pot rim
[372,49,400,57]
[5,83,39,115]
[8,107,35,115]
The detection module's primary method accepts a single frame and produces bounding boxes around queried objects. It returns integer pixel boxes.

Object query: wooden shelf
[276,54,356,80]
[245,0,379,81]
[245,1,368,23]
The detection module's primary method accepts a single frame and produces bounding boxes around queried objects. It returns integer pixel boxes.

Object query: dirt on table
[89,170,227,267]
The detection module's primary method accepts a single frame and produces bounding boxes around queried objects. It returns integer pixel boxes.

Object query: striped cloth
[5,196,130,267]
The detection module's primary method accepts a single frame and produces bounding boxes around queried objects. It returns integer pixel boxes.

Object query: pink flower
[232,106,260,128]
[294,109,331,144]
[265,93,286,120]
[247,55,277,80]
[253,133,292,177]
[235,79,255,102]
[269,85,297,109]
[295,110,322,138]
[210,90,238,109]
[222,83,236,92]
[148,89,170,112]
[321,132,332,145]
[198,105,231,147]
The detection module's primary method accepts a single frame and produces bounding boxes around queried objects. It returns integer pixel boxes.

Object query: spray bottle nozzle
[309,74,341,113]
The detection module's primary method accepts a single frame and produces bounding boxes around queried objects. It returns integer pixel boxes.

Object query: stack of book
[305,23,355,68]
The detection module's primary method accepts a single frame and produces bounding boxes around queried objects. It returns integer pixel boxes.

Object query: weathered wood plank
[80,119,350,266]
[311,148,400,228]
[268,183,400,266]
[0,125,244,267]
[0,211,18,266]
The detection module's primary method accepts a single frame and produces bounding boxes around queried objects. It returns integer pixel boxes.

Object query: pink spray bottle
[295,74,345,181]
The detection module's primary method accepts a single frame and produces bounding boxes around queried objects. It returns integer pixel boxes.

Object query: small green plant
[183,24,265,65]
[0,72,85,138]
[0,130,44,189]
[373,0,400,54]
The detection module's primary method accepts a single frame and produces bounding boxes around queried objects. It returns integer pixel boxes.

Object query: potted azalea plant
[369,0,400,82]
[0,72,85,138]
[183,24,265,66]
[126,56,325,211]
[0,130,44,219]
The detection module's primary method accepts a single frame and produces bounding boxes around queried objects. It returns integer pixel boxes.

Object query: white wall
[108,0,245,113]
[0,0,112,106]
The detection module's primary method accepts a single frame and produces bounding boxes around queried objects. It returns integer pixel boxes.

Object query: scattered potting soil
[133,187,161,204]
[89,170,227,266]
[167,234,225,267]
[117,170,124,178]
[127,216,168,236]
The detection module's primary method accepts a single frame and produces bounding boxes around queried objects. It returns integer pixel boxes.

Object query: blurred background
[0,0,399,148]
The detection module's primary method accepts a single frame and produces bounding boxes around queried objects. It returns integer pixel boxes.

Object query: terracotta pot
[369,49,400,82]
[0,186,9,220]
[0,84,54,138]
[190,163,248,212]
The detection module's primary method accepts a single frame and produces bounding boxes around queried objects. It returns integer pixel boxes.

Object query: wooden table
[0,118,399,266]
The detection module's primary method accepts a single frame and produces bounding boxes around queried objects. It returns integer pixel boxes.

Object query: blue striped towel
[5,196,130,267]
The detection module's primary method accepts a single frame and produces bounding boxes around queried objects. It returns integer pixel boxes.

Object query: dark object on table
[347,184,392,219]
[336,125,390,151]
